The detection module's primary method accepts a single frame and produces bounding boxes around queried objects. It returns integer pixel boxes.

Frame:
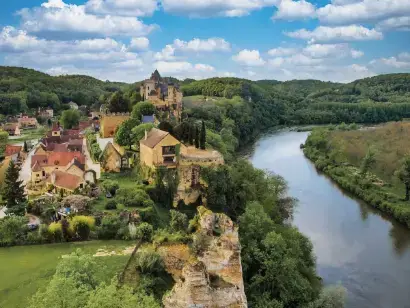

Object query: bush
[116,188,152,208]
[101,180,119,196]
[169,210,188,233]
[135,222,153,242]
[97,215,124,239]
[105,200,117,210]
[61,195,92,214]
[48,222,63,242]
[0,216,29,246]
[128,223,137,240]
[135,250,164,274]
[70,216,95,240]
[152,229,190,245]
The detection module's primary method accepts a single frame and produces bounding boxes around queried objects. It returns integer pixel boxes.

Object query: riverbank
[303,126,410,228]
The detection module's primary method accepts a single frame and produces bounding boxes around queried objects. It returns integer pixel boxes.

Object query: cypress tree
[195,126,200,149]
[23,141,28,153]
[3,160,26,215]
[200,121,206,150]
[188,124,194,145]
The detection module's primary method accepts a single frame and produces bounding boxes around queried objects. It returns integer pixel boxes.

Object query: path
[19,143,38,185]
[83,138,101,179]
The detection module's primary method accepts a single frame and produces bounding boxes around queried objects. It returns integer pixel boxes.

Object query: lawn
[0,240,133,308]
[7,127,46,144]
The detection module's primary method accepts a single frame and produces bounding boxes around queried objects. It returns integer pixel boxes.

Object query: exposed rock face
[163,207,247,308]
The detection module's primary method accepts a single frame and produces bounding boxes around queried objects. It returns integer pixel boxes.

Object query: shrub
[105,200,117,210]
[0,216,29,246]
[101,180,119,196]
[97,215,124,239]
[169,210,188,233]
[48,222,63,242]
[70,216,95,240]
[61,195,92,214]
[116,188,152,208]
[128,223,137,240]
[135,222,153,242]
[135,250,164,274]
[152,229,190,246]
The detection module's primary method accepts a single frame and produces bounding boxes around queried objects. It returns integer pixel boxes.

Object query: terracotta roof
[140,128,169,148]
[66,158,85,171]
[46,143,69,152]
[62,129,81,136]
[31,152,85,167]
[32,161,42,172]
[51,170,83,191]
[5,145,22,157]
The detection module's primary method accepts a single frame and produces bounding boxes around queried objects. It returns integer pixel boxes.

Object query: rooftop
[140,128,169,148]
[50,170,83,191]
[5,145,22,157]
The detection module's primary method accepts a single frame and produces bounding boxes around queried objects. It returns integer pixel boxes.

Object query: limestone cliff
[162,207,247,308]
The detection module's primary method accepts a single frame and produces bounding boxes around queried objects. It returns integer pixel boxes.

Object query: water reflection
[250,131,410,308]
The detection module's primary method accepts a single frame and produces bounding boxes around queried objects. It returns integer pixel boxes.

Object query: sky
[0,0,409,83]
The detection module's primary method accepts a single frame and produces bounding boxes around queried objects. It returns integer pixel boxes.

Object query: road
[83,138,101,179]
[19,144,38,185]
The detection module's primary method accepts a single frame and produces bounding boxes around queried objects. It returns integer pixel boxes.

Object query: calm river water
[249,131,410,308]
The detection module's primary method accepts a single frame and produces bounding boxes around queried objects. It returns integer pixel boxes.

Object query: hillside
[0,66,129,115]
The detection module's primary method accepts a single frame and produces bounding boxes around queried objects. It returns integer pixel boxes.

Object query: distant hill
[0,66,129,115]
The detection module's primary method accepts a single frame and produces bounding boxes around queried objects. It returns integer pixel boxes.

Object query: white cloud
[376,16,410,32]
[303,43,363,59]
[129,37,149,51]
[85,0,158,17]
[154,45,176,61]
[269,54,323,67]
[153,61,217,79]
[317,0,410,25]
[371,56,410,69]
[18,0,157,38]
[173,38,231,52]
[273,0,316,20]
[232,49,266,66]
[161,0,279,18]
[268,47,298,57]
[331,0,362,4]
[285,25,383,43]
[399,52,410,61]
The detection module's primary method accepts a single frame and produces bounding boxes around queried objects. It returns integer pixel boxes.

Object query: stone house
[18,116,38,128]
[99,113,130,138]
[100,142,130,172]
[48,170,85,194]
[3,123,21,136]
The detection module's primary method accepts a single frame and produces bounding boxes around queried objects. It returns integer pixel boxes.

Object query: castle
[140,70,183,120]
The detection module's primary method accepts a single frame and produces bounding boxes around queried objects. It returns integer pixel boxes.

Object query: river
[249,131,410,308]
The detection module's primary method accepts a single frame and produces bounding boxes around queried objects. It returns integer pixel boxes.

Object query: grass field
[7,127,45,144]
[0,240,133,308]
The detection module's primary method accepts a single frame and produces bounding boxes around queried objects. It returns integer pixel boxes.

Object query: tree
[0,130,8,157]
[132,123,155,150]
[308,286,347,308]
[0,216,29,246]
[188,124,194,145]
[60,109,80,129]
[115,118,140,149]
[23,140,28,153]
[395,155,410,201]
[47,118,52,127]
[360,147,376,177]
[131,102,156,120]
[3,160,26,215]
[107,91,130,113]
[195,126,200,148]
[200,120,206,149]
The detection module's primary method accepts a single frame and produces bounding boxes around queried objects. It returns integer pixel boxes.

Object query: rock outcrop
[163,207,247,308]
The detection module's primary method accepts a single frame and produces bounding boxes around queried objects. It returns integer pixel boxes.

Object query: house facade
[99,113,130,138]
[100,142,130,172]
[18,116,38,128]
[2,123,21,136]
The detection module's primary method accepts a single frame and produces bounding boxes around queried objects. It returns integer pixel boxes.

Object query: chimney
[145,130,148,140]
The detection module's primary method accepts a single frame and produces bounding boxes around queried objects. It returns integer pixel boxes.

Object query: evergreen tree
[195,126,200,149]
[200,121,206,150]
[188,124,194,145]
[395,155,410,201]
[2,160,26,215]
[23,141,28,153]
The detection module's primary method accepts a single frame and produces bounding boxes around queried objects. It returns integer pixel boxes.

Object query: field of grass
[7,127,45,144]
[0,240,133,308]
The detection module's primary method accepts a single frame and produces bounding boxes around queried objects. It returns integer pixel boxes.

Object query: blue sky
[0,0,409,83]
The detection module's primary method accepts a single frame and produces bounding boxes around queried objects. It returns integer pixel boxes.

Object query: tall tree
[115,118,140,149]
[60,109,80,129]
[3,160,26,215]
[131,102,156,120]
[23,141,28,153]
[360,147,376,177]
[107,91,130,113]
[188,124,194,145]
[195,126,200,149]
[200,121,206,150]
[395,155,410,201]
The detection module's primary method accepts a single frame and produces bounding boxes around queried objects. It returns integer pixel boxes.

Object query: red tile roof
[51,170,83,191]
[5,145,22,157]
[32,161,42,172]
[31,152,85,167]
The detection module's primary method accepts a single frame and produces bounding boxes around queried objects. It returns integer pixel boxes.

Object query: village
[0,70,224,226]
